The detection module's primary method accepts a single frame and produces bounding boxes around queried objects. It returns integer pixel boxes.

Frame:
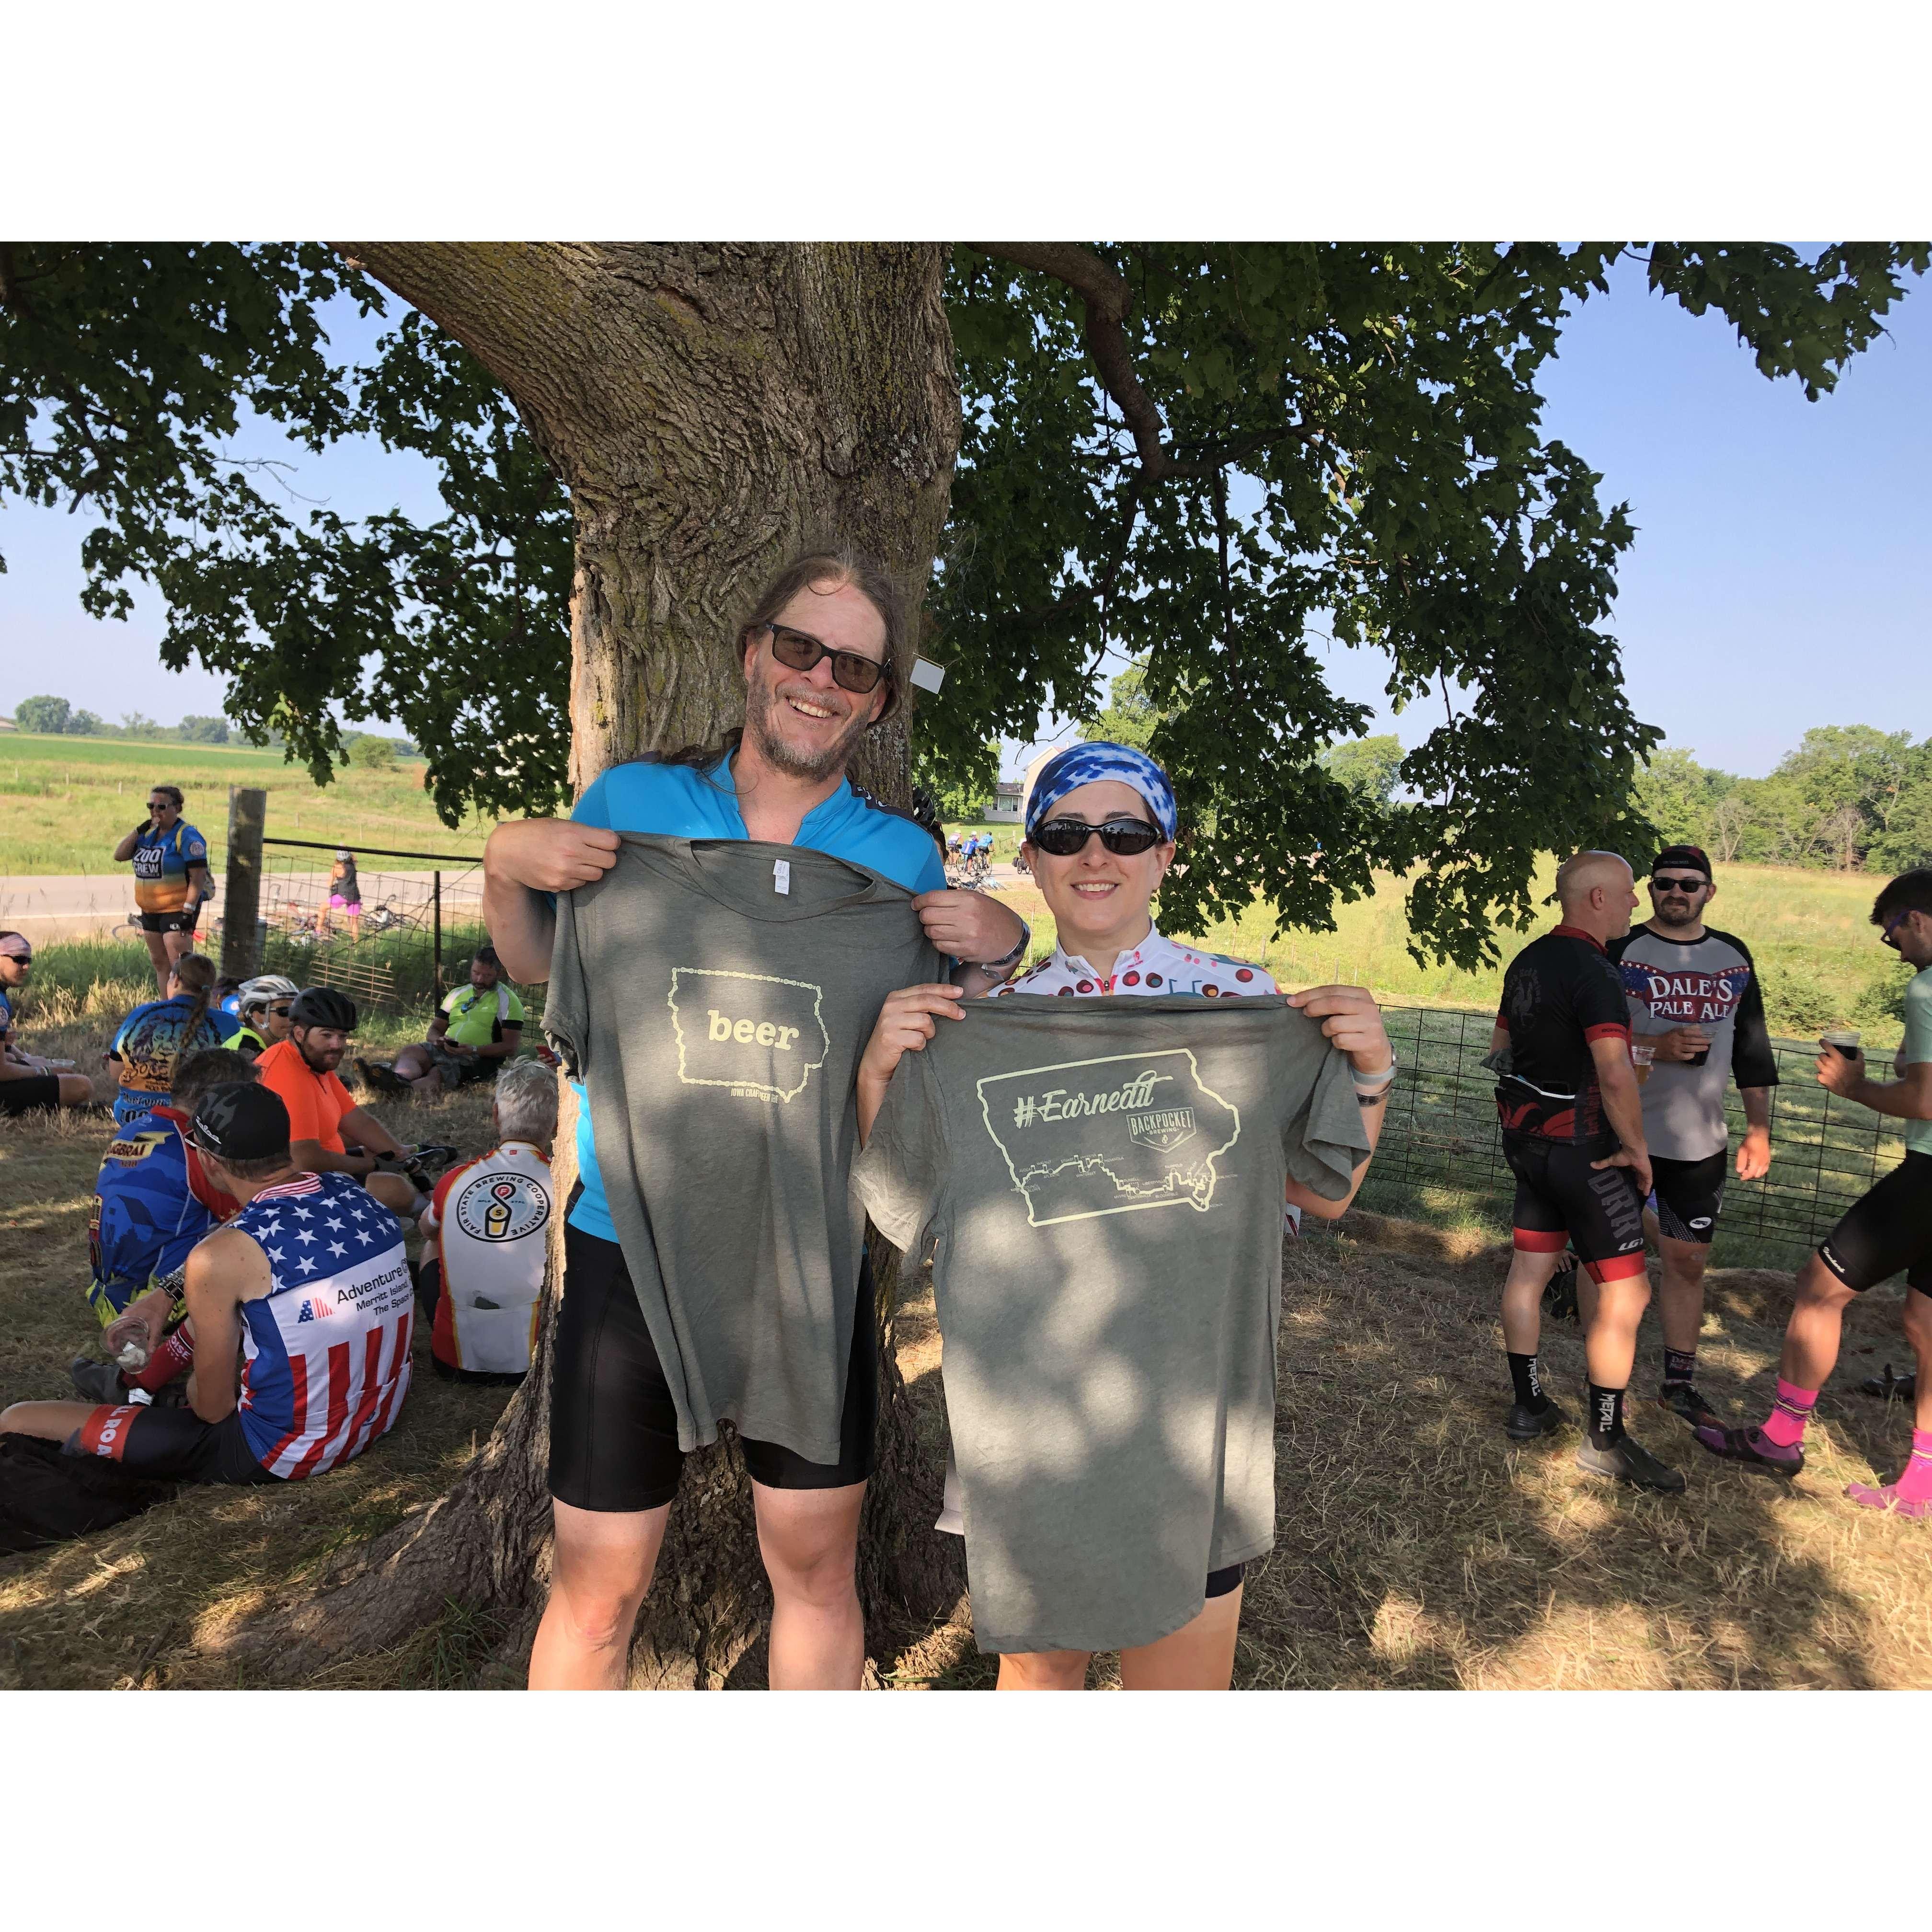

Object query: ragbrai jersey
[439,981,528,1047]
[564,751,948,1243]
[1607,924,1780,1162]
[230,1170,414,1479]
[1903,966,1932,1159]
[108,994,245,1126]
[992,928,1279,1000]
[130,820,208,914]
[88,1104,240,1324]
[424,1140,552,1374]
[1495,925,1631,1149]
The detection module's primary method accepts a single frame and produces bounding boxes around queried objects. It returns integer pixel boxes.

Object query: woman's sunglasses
[759,623,889,696]
[1030,816,1166,858]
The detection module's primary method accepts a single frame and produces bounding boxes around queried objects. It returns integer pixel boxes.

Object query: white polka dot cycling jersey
[989,926,1278,1000]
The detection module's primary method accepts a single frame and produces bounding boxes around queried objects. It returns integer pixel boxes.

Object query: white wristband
[1351,1056,1397,1096]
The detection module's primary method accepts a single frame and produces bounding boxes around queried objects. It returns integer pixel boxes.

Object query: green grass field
[0,731,505,874]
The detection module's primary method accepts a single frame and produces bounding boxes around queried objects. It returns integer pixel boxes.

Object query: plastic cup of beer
[1631,1042,1656,1085]
[1821,1028,1862,1061]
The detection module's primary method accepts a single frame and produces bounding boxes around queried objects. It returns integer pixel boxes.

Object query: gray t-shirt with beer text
[851,993,1368,1656]
[544,834,943,1464]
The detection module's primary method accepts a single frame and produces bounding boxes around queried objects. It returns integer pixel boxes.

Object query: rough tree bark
[227,244,965,1686]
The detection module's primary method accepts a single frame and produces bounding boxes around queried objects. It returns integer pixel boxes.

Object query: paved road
[0,869,481,943]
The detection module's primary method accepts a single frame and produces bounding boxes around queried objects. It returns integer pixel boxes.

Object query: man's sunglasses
[1881,908,1918,949]
[1651,874,1708,893]
[759,623,889,697]
[1030,816,1166,858]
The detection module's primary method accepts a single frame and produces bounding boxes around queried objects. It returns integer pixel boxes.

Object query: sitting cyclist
[358,946,525,1100]
[230,974,299,1059]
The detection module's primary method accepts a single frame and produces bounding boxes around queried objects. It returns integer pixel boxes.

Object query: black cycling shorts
[138,908,201,935]
[548,1221,878,1513]
[1817,1151,1932,1297]
[1650,1150,1728,1245]
[65,1403,276,1485]
[0,1074,62,1116]
[1204,1563,1244,1600]
[1503,1133,1648,1283]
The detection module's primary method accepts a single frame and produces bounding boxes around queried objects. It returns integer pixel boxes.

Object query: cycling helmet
[288,985,358,1032]
[237,973,299,1017]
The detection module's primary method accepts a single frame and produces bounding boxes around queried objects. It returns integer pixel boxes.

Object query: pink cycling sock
[1757,1379,1818,1449]
[1846,1430,1932,1517]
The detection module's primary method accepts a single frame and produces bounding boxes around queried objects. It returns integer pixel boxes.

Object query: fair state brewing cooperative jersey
[851,994,1368,1656]
[544,835,943,1466]
[1606,925,1779,1162]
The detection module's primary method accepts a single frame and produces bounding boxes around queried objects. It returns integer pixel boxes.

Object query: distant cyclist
[1,1081,414,1488]
[1491,851,1683,1492]
[113,783,214,994]
[105,953,245,1127]
[358,947,526,1099]
[1607,844,1777,1430]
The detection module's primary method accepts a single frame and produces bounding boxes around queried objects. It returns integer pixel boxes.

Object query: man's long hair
[657,547,908,777]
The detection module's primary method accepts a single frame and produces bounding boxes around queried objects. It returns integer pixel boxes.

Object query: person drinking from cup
[1694,869,1932,1515]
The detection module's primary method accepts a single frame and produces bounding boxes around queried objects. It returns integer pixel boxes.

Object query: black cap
[1652,844,1712,881]
[188,1082,291,1164]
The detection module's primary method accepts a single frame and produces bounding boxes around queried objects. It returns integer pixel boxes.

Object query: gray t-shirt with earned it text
[544,834,942,1464]
[851,993,1368,1656]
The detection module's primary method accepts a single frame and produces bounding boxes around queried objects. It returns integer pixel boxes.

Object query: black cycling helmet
[289,985,358,1033]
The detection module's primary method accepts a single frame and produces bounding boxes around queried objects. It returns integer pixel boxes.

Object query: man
[253,986,428,1219]
[417,1056,556,1382]
[111,784,214,994]
[483,546,1029,1691]
[1607,844,1778,1429]
[1696,869,1932,1514]
[0,931,94,1113]
[1491,851,1683,1492]
[1,1081,414,1487]
[85,1046,255,1337]
[358,946,526,1099]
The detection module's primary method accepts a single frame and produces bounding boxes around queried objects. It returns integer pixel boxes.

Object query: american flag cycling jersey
[990,926,1278,1000]
[231,1170,414,1479]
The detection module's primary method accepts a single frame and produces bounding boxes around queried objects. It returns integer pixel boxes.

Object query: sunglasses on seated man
[758,622,890,696]
[1030,816,1167,858]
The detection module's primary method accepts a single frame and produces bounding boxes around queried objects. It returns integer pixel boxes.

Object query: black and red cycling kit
[1495,925,1647,1283]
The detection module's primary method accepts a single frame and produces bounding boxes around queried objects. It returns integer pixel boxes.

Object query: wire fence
[1362,1004,1906,1262]
[217,835,544,1022]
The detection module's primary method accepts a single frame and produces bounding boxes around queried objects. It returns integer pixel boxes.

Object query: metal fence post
[221,786,267,980]
[433,869,443,993]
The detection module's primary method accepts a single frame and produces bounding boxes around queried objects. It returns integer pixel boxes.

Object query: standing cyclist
[1607,844,1777,1430]
[483,547,1030,1690]
[113,783,214,995]
[1492,851,1683,1492]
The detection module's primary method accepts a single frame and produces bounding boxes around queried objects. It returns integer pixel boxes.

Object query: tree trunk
[227,244,964,1686]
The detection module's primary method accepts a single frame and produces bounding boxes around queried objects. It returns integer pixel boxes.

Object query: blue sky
[2,253,1926,778]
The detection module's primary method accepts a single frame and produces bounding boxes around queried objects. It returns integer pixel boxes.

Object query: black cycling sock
[1662,1347,1697,1388]
[1507,1351,1550,1412]
[1587,1383,1626,1449]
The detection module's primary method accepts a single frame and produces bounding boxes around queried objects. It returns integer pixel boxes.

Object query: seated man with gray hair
[416,1056,557,1383]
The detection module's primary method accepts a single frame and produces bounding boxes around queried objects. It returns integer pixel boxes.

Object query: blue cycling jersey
[564,753,946,1241]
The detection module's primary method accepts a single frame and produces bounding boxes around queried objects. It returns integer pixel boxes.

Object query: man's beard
[744,676,871,783]
[1652,900,1701,932]
[299,1038,341,1074]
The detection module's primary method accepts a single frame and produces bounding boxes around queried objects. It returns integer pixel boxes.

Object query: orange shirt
[255,1039,356,1155]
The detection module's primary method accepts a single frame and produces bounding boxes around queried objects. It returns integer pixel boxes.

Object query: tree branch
[966,243,1174,481]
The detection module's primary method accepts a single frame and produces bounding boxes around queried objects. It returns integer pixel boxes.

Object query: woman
[855,741,1395,1690]
[229,974,299,1061]
[322,850,362,943]
[106,953,245,1127]
[111,783,213,995]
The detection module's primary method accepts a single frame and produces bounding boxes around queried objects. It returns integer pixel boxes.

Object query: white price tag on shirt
[773,860,791,896]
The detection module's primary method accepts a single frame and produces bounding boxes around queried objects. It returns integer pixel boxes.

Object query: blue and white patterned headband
[1025,742,1178,843]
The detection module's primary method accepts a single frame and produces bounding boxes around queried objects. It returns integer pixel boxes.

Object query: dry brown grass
[6,994,1929,1690]
[0,1004,517,1690]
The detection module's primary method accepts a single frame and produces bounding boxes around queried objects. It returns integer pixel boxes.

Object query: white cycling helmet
[238,973,300,1017]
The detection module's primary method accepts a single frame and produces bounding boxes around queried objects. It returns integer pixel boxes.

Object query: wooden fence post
[221,786,267,980]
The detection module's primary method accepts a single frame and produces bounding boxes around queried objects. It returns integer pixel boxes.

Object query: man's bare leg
[528,1498,671,1689]
[1501,1247,1566,1430]
[751,1480,866,1689]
